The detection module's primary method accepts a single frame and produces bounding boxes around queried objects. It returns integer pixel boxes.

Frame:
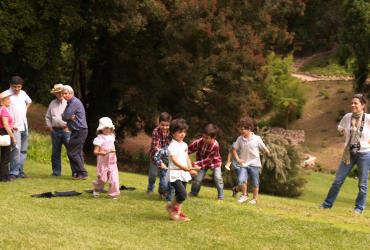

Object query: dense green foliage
[0,1,367,135]
[0,1,306,144]
[341,0,370,92]
[264,53,305,127]
[300,51,354,76]
[259,131,306,197]
[290,0,369,90]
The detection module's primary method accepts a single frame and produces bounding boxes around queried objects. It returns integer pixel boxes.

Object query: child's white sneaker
[93,191,99,197]
[248,199,257,205]
[237,195,249,204]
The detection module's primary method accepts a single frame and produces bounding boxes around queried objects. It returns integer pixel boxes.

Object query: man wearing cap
[62,85,88,180]
[7,75,32,179]
[45,84,71,176]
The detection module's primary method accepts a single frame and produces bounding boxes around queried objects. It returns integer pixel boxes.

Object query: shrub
[264,53,306,128]
[259,129,306,197]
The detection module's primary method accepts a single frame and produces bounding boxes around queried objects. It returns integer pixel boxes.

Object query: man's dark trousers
[67,129,88,177]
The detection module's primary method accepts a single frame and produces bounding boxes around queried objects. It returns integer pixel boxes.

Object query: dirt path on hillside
[292,73,353,82]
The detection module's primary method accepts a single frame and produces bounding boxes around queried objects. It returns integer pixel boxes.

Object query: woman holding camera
[321,94,370,214]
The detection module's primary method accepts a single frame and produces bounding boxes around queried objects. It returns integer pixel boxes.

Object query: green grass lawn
[1,159,370,249]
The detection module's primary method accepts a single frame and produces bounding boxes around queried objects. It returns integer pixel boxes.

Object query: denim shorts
[232,162,241,177]
[237,166,261,188]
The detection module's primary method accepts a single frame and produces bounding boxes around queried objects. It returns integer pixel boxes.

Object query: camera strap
[350,113,365,140]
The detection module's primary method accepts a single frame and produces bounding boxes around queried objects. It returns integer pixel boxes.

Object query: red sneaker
[170,207,180,220]
[178,212,190,222]
[165,203,173,214]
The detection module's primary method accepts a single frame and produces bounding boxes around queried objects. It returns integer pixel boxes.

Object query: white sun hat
[97,117,115,131]
[0,90,12,100]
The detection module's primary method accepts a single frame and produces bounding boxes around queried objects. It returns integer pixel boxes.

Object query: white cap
[0,90,12,100]
[96,117,115,131]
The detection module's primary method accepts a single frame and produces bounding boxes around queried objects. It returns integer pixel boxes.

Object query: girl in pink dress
[92,117,120,199]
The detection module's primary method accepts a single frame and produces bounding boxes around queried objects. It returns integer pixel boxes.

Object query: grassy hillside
[0,156,370,249]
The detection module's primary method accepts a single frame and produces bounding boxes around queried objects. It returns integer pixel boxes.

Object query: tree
[341,0,370,92]
[84,0,306,149]
[259,131,306,197]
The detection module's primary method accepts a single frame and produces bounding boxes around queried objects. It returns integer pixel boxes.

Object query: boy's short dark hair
[170,118,188,134]
[238,116,254,130]
[10,76,24,85]
[203,123,218,138]
[159,112,172,123]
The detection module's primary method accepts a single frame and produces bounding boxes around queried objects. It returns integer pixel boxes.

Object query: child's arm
[153,148,167,169]
[188,139,199,155]
[170,155,190,171]
[153,157,164,168]
[150,128,163,156]
[224,151,232,170]
[226,151,232,163]
[192,143,220,169]
[232,148,244,165]
[262,146,270,156]
[258,137,271,157]
[93,145,108,156]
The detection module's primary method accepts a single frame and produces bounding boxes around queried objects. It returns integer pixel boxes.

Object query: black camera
[349,143,361,154]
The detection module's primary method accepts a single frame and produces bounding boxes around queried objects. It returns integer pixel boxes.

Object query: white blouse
[338,113,370,152]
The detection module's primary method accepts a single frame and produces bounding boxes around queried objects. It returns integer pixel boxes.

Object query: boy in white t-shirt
[232,116,270,204]
[166,118,199,221]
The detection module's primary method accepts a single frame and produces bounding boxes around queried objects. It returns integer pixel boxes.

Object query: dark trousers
[67,129,88,177]
[171,180,187,204]
[0,128,10,180]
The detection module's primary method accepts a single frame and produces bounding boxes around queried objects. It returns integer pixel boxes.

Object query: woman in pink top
[0,91,16,182]
[91,117,120,199]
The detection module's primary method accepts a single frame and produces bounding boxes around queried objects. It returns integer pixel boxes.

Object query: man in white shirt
[45,83,70,176]
[8,76,32,179]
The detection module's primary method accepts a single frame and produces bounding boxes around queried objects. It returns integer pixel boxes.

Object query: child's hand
[189,169,198,176]
[99,150,108,155]
[192,163,201,170]
[237,159,245,165]
[159,162,168,169]
[224,162,231,171]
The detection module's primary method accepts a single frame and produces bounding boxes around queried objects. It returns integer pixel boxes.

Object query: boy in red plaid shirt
[188,124,224,200]
[147,112,172,198]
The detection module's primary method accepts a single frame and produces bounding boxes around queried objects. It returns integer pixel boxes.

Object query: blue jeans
[158,168,174,201]
[147,162,172,200]
[190,167,224,199]
[322,152,370,212]
[51,129,71,176]
[10,130,28,176]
